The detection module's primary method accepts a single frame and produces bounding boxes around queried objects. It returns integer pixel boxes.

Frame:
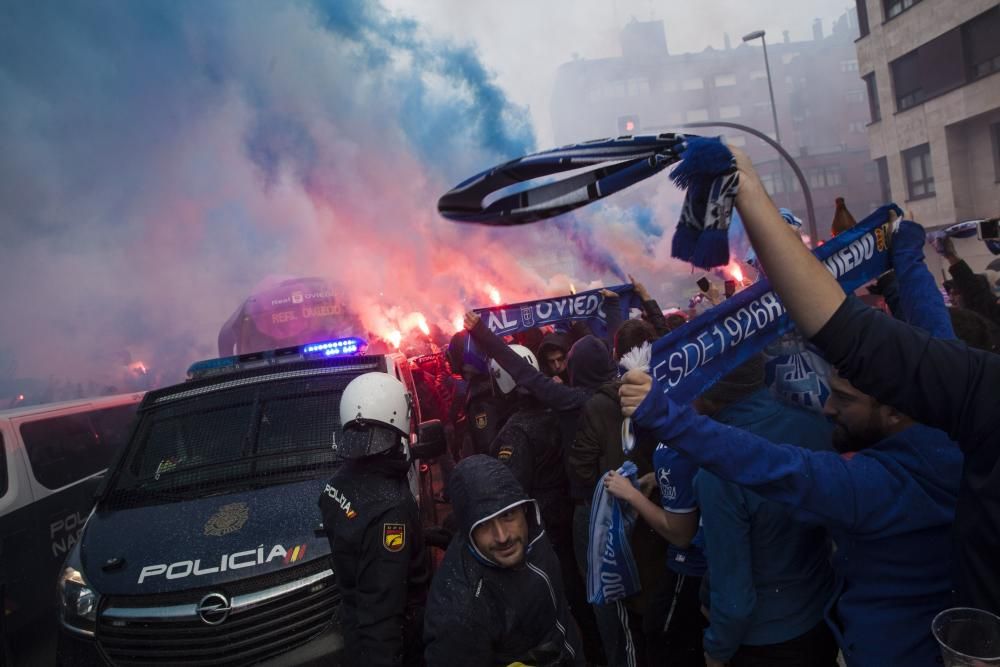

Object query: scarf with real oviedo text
[649,203,901,404]
[587,461,641,605]
[473,284,641,340]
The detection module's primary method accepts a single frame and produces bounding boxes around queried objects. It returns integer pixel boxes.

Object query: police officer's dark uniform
[318,372,429,667]
[446,330,513,458]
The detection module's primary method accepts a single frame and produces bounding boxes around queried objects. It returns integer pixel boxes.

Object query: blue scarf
[473,284,641,339]
[439,134,739,270]
[438,134,687,225]
[669,137,739,269]
[649,204,902,404]
[587,461,642,605]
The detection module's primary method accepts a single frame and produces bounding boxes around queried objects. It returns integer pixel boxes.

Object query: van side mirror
[411,420,445,461]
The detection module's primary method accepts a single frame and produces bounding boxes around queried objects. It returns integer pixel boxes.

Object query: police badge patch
[204,502,250,536]
[474,413,488,429]
[383,523,405,552]
[497,446,514,461]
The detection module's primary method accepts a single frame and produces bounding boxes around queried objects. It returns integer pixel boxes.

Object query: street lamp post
[742,30,781,146]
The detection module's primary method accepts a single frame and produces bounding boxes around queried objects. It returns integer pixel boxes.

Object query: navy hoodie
[811,223,1000,616]
[633,386,961,666]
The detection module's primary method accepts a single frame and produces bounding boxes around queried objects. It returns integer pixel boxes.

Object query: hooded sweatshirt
[424,456,584,666]
[632,389,961,667]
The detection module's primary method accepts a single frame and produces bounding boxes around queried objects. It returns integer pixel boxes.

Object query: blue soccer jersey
[653,442,707,576]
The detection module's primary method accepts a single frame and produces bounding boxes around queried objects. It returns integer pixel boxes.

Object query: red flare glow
[487,284,501,305]
[415,313,430,336]
[128,361,148,375]
[452,315,464,333]
[388,330,402,349]
[730,264,744,284]
[569,282,576,295]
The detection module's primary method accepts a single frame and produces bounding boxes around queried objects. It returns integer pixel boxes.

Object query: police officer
[446,330,514,458]
[318,372,429,666]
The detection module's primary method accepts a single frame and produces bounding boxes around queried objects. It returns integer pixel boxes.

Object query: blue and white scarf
[473,284,641,339]
[439,133,741,269]
[587,461,642,604]
[669,137,740,269]
[648,204,902,404]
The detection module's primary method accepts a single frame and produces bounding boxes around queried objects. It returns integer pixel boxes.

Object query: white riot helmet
[489,345,539,395]
[337,372,412,459]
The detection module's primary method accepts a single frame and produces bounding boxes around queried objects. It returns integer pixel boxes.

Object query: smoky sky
[0,0,830,390]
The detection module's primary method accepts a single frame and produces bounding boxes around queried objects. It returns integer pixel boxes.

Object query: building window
[857,0,870,37]
[991,123,1000,182]
[664,111,683,125]
[714,73,736,87]
[807,165,843,189]
[962,7,1000,81]
[891,51,923,110]
[846,90,865,104]
[891,28,965,111]
[781,52,799,65]
[682,77,704,91]
[903,143,935,199]
[875,157,891,202]
[750,69,767,81]
[841,60,860,73]
[864,73,881,122]
[662,80,679,92]
[719,105,741,119]
[884,0,921,20]
[760,172,785,195]
[848,121,866,133]
[626,78,650,97]
[686,108,709,122]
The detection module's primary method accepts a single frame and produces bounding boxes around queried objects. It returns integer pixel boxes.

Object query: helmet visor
[338,422,403,459]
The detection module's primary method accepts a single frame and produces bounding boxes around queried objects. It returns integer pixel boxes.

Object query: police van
[0,393,143,664]
[56,338,444,666]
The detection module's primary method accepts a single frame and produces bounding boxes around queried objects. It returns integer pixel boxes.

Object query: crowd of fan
[347,149,1000,667]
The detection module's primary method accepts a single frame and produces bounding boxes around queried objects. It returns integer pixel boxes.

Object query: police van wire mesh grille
[106,373,359,510]
[96,559,340,666]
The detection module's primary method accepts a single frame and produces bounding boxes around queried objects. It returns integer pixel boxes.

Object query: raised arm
[730,149,845,337]
[731,149,1000,452]
[465,312,589,411]
[630,274,670,336]
[890,220,955,339]
[619,370,916,533]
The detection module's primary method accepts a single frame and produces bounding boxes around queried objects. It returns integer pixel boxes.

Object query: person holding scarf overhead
[618,149,965,666]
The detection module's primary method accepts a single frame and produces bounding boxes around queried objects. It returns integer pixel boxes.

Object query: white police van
[0,393,143,664]
[56,338,444,666]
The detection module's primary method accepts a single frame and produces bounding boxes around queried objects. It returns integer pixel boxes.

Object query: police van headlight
[59,565,99,636]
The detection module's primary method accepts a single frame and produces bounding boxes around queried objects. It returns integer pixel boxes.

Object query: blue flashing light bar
[187,336,368,380]
[301,337,367,358]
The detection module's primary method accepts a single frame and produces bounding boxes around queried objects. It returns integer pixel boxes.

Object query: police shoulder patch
[497,446,514,461]
[474,413,488,429]
[382,523,405,552]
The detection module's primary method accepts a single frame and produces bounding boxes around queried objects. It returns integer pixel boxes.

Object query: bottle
[831,197,857,237]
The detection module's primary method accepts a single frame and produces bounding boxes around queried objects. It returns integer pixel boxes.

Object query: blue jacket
[814,305,1000,617]
[695,389,835,661]
[633,388,962,666]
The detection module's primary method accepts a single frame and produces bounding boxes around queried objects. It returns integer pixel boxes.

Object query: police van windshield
[108,375,351,503]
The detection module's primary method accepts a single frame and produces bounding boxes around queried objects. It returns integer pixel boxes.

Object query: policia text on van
[55,338,444,666]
